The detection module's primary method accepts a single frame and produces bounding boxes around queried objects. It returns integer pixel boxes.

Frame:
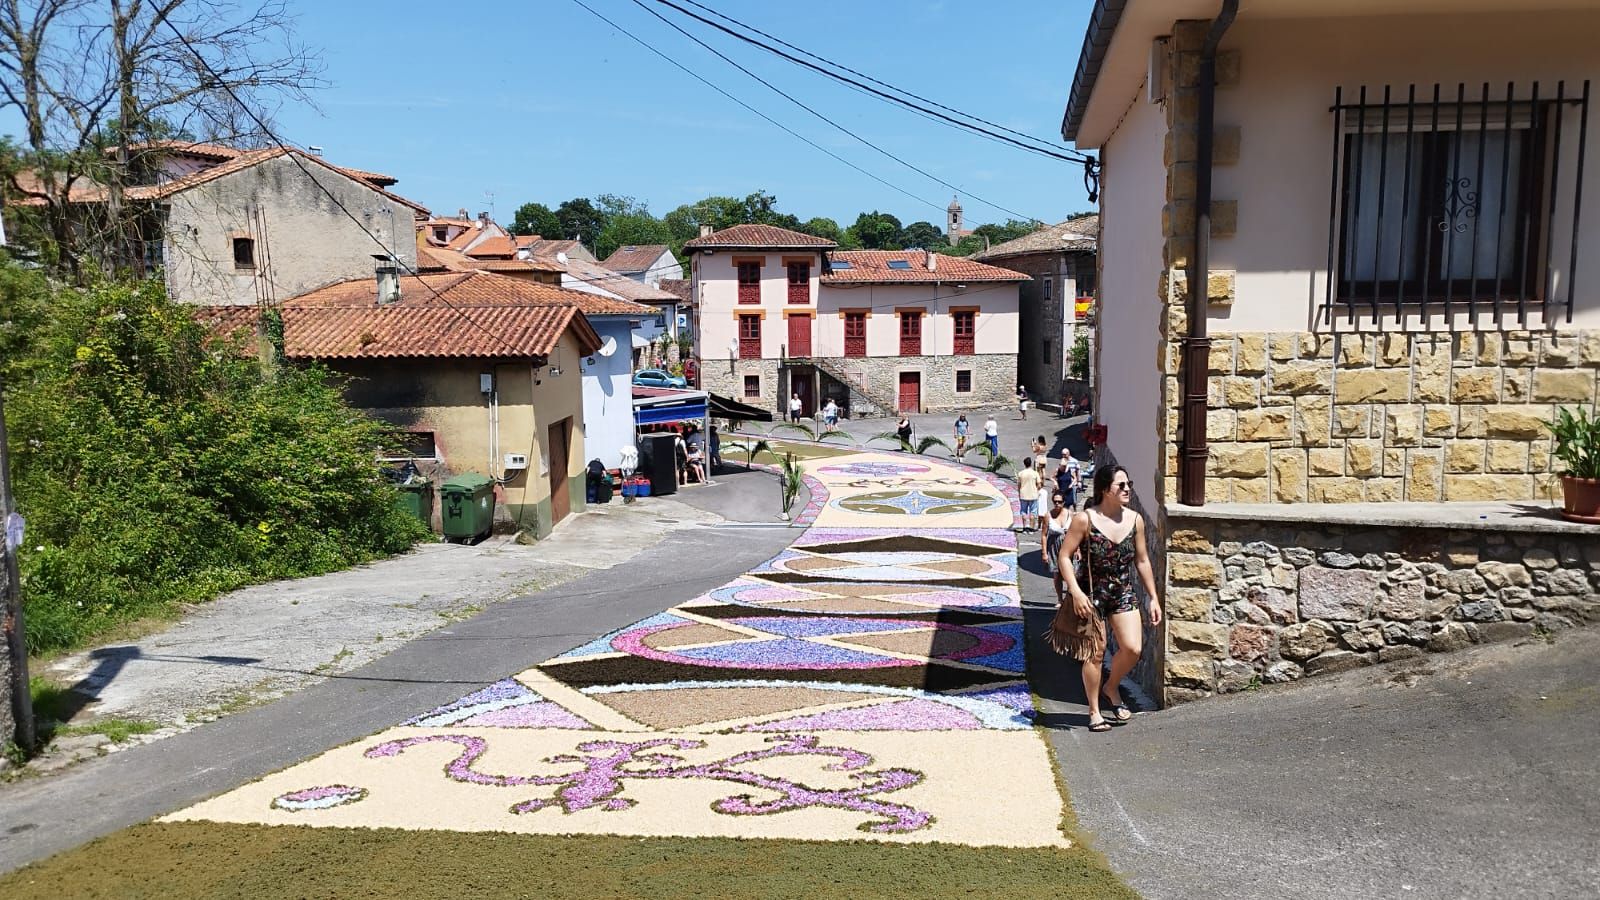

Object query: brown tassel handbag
[1047,515,1107,662]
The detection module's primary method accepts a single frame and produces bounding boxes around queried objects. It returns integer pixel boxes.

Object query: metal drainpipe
[1178,0,1238,507]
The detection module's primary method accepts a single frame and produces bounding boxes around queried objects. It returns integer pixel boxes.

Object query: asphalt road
[1014,522,1600,899]
[0,502,796,874]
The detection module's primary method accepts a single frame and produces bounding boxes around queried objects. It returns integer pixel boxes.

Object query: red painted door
[897,372,920,413]
[787,313,811,357]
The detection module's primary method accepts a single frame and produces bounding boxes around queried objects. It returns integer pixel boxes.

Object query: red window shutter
[899,313,921,356]
[787,262,809,304]
[844,313,866,358]
[953,311,975,355]
[738,262,760,304]
[739,315,761,359]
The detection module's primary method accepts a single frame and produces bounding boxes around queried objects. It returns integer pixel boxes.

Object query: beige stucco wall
[1209,10,1600,333]
[163,154,419,306]
[327,334,587,537]
[1097,88,1169,504]
[694,250,824,359]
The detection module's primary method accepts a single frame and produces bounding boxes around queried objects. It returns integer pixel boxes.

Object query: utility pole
[0,374,33,753]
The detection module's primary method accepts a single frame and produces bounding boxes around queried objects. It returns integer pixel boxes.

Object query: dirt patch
[0,822,1136,899]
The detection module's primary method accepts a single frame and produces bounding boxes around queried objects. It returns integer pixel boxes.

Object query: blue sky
[10,1,1097,229]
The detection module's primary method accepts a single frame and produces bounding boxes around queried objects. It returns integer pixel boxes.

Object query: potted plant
[1547,406,1600,523]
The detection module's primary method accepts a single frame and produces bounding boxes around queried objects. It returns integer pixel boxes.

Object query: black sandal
[1101,693,1132,723]
[1087,716,1113,733]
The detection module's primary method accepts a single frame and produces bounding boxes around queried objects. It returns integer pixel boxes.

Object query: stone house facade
[1064,1,1600,704]
[974,217,1098,408]
[688,224,1025,417]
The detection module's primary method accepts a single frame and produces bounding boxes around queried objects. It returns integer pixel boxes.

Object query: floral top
[1083,525,1137,614]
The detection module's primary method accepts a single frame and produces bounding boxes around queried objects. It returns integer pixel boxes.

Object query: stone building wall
[700,358,782,416]
[833,354,1016,414]
[1184,330,1595,504]
[1162,515,1600,703]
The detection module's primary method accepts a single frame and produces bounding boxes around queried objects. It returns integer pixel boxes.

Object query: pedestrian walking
[1041,490,1071,594]
[1016,385,1030,420]
[823,398,839,428]
[789,393,803,424]
[953,414,969,457]
[896,415,914,447]
[1031,435,1048,480]
[709,425,722,470]
[1063,452,1082,508]
[1017,457,1042,531]
[1048,465,1164,733]
[984,415,999,457]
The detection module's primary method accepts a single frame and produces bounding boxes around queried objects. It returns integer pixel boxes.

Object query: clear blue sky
[12,1,1099,229]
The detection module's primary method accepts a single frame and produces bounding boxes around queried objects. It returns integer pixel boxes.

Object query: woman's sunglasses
[1110,481,1132,492]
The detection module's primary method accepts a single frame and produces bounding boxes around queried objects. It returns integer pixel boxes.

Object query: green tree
[596,211,672,261]
[798,216,843,242]
[850,211,904,249]
[900,220,945,249]
[555,198,606,248]
[1070,331,1090,381]
[509,202,562,237]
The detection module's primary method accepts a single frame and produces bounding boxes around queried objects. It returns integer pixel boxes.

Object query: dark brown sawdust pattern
[0,822,1137,900]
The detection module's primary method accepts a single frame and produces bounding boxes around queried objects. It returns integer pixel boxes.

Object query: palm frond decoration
[986,453,1014,475]
[916,435,952,456]
[869,431,912,452]
[779,452,805,515]
[739,438,772,470]
[771,422,818,441]
[818,428,855,445]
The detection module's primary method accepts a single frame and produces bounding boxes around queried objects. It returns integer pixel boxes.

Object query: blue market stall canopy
[633,386,709,426]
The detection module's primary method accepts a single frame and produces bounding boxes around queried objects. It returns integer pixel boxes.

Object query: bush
[2,271,427,653]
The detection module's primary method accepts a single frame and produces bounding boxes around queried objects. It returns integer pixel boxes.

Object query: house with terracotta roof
[215,269,632,537]
[600,244,684,288]
[11,142,427,307]
[686,223,1025,416]
[974,215,1099,408]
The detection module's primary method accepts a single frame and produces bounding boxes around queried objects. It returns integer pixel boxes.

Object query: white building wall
[694,250,823,359]
[578,315,640,469]
[1096,81,1168,504]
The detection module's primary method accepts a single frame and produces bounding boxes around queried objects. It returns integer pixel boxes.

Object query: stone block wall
[700,358,782,416]
[1172,330,1598,504]
[836,354,1016,414]
[1161,515,1600,703]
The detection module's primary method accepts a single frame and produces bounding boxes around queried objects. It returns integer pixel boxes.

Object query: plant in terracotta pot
[1547,406,1600,523]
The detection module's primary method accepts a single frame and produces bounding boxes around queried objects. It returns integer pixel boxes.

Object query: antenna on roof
[307,145,323,155]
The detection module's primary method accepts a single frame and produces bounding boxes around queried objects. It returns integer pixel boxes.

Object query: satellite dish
[556,251,569,264]
[597,335,618,357]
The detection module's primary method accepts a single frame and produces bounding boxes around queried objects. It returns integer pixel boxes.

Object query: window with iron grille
[899,312,921,356]
[955,369,972,393]
[844,312,866,357]
[787,261,810,303]
[738,314,761,359]
[743,374,760,397]
[952,310,975,355]
[1327,81,1590,326]
[738,261,761,304]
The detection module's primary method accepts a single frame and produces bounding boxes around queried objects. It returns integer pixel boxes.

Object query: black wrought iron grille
[1324,81,1591,326]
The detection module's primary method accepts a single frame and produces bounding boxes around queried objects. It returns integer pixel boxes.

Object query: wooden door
[787,313,811,357]
[794,377,814,416]
[547,418,570,526]
[897,372,920,413]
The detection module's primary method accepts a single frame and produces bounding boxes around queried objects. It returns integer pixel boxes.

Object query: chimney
[699,224,714,238]
[373,254,401,305]
[477,211,489,229]
[926,250,937,272]
[457,207,469,220]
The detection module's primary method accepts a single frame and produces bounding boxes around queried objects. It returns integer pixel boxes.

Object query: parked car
[633,368,687,389]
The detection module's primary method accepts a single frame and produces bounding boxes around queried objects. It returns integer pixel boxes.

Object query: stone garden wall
[1161,514,1600,703]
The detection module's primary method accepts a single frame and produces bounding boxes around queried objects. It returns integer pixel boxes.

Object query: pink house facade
[687,224,1025,416]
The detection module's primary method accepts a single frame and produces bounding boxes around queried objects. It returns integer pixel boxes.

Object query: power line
[567,0,944,217]
[618,0,1047,224]
[658,0,1092,165]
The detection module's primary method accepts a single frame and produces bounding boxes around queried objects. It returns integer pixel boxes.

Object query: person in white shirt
[983,416,999,457]
[822,398,839,428]
[789,393,802,424]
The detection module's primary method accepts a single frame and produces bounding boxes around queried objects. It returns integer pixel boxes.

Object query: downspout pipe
[1178,0,1238,507]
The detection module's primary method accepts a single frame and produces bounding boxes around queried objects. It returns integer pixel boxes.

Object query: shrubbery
[0,263,427,653]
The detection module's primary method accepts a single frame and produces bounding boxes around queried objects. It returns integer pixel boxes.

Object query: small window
[829,260,853,270]
[738,261,761,304]
[738,314,762,359]
[952,310,975,355]
[743,374,760,397]
[433,226,448,241]
[232,237,256,269]
[955,370,972,393]
[887,259,913,270]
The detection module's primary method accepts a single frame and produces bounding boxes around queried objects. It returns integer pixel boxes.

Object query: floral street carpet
[166,452,1067,847]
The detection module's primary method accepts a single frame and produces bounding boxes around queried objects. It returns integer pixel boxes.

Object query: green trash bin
[440,473,496,543]
[395,479,434,528]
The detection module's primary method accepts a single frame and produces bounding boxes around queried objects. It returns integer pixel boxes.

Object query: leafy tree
[596,211,673,261]
[1070,331,1090,381]
[742,190,800,229]
[509,202,562,237]
[900,220,945,249]
[850,211,904,250]
[799,216,842,242]
[555,197,606,248]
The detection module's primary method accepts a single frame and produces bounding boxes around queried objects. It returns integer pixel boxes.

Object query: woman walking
[1040,491,1071,592]
[953,414,969,457]
[1049,465,1163,733]
[896,415,914,447]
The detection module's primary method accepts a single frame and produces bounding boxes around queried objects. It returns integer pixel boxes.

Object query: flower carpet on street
[165,452,1067,848]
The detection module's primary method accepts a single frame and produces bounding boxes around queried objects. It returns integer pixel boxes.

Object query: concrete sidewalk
[30,493,723,754]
